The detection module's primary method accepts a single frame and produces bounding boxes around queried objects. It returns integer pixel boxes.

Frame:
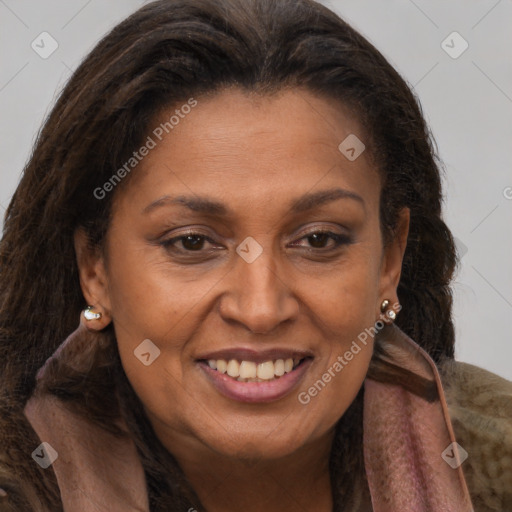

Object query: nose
[218,242,299,334]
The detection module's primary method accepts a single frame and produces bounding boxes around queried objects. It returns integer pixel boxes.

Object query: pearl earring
[84,306,102,321]
[380,299,398,322]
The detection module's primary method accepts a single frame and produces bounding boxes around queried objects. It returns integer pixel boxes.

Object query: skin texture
[75,88,409,512]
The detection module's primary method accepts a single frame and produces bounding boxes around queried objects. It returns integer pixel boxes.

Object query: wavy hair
[0,0,457,509]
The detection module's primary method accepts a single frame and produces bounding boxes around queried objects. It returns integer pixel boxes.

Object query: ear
[74,228,112,322]
[378,207,410,310]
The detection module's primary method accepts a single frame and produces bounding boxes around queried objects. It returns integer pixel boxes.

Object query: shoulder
[437,359,512,512]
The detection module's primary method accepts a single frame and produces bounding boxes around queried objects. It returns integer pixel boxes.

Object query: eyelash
[160,229,352,255]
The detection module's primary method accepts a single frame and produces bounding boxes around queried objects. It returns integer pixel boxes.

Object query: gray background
[1,1,511,379]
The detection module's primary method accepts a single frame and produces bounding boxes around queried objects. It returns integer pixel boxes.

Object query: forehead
[115,88,380,217]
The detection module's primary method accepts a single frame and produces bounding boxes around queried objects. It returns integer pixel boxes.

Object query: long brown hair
[0,0,457,509]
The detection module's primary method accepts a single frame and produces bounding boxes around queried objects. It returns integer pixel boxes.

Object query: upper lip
[196,347,314,364]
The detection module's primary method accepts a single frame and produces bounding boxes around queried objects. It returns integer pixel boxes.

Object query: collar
[363,324,474,511]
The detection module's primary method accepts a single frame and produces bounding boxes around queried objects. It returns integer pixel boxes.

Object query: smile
[197,356,313,403]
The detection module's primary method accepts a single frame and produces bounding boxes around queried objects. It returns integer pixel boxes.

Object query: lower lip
[198,359,313,403]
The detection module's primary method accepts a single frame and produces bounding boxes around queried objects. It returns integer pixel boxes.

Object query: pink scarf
[23,324,474,511]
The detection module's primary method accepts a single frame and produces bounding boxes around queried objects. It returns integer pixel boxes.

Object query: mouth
[196,351,313,403]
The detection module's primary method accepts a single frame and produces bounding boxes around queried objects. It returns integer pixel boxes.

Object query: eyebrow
[142,188,365,216]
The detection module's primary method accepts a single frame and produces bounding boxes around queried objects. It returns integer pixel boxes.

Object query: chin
[200,427,314,462]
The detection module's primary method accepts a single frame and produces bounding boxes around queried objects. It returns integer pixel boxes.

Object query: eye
[160,232,219,253]
[290,230,352,250]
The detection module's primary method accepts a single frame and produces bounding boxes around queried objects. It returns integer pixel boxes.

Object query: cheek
[301,249,382,329]
[293,251,381,426]
[104,245,220,428]
[299,350,372,442]
[106,237,221,338]
[295,310,375,438]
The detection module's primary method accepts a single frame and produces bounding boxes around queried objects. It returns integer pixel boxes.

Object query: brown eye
[290,230,352,251]
[181,234,206,251]
[307,232,331,248]
[161,232,216,253]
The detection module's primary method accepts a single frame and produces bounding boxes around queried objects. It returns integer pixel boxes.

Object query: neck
[160,428,335,512]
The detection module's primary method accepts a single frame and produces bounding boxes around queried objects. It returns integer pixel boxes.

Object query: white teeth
[239,361,257,379]
[216,360,227,374]
[274,359,285,376]
[257,361,275,380]
[206,356,303,380]
[226,359,240,377]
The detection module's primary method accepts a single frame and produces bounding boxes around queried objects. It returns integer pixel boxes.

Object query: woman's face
[76,88,408,461]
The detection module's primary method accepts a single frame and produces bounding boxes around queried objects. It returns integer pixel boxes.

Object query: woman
[0,0,511,510]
